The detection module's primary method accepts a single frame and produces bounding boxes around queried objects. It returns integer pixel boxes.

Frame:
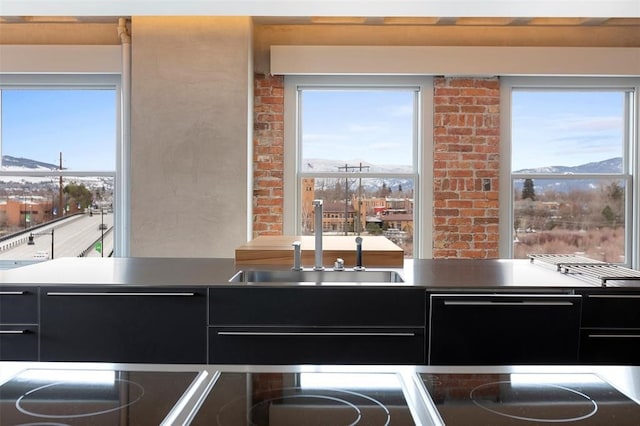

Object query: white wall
[130,16,252,257]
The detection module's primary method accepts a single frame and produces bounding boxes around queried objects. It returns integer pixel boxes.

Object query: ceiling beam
[1,0,639,18]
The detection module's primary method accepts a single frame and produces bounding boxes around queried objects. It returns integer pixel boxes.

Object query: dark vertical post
[59,152,64,217]
[101,209,105,257]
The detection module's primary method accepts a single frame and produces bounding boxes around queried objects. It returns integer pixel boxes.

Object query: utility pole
[59,152,64,217]
[101,209,105,257]
[337,163,370,235]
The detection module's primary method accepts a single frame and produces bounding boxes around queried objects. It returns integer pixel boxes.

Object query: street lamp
[101,209,104,258]
[27,229,55,259]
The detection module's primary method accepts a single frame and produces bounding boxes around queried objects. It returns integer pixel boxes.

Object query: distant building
[385,197,414,214]
[0,196,54,229]
[299,177,414,236]
[383,213,414,235]
[321,202,355,233]
[301,177,316,233]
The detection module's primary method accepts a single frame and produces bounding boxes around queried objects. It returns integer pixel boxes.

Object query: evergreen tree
[602,205,615,225]
[522,178,536,201]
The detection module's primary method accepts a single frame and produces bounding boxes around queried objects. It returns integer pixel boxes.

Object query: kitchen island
[1,361,640,425]
[0,256,608,288]
[1,257,639,366]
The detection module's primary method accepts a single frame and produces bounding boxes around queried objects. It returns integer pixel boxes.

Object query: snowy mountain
[514,157,622,175]
[513,157,623,193]
[302,158,412,174]
[1,155,61,171]
[0,155,112,193]
[303,159,414,193]
[1,154,622,195]
[306,157,624,195]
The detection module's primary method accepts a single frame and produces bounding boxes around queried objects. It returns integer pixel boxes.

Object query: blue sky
[1,87,624,172]
[1,89,116,170]
[301,90,415,167]
[302,88,625,171]
[511,90,624,171]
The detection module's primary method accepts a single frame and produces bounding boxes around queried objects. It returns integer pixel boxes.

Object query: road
[0,212,114,261]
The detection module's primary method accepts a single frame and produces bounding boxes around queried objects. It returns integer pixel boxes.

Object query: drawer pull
[46,292,196,297]
[0,291,26,295]
[587,295,640,299]
[217,331,416,337]
[588,334,640,339]
[0,330,27,334]
[443,301,574,306]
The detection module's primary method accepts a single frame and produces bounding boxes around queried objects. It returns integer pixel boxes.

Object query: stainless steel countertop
[0,256,617,288]
[0,257,237,286]
[403,258,598,289]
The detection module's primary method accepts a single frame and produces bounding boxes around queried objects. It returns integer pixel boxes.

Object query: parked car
[33,251,49,260]
[98,223,108,230]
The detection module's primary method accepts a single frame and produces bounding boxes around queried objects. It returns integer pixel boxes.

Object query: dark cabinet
[579,329,640,365]
[40,287,207,364]
[578,291,640,365]
[209,326,424,365]
[209,287,425,365]
[0,287,38,324]
[0,325,38,361]
[429,293,582,365]
[0,288,38,361]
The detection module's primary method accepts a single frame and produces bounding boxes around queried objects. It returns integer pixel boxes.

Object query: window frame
[284,75,433,259]
[0,73,125,261]
[499,76,640,268]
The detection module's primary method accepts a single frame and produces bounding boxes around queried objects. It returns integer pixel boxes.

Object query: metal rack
[560,263,640,286]
[528,254,640,287]
[528,254,606,271]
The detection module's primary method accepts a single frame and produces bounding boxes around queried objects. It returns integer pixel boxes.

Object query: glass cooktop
[191,371,418,425]
[419,372,640,425]
[0,368,199,425]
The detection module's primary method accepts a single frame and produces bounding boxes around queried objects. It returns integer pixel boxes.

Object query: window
[501,77,639,267]
[285,76,431,258]
[0,75,120,265]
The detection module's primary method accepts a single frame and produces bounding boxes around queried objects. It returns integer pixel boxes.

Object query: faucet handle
[292,241,303,271]
[354,237,365,271]
[333,258,345,271]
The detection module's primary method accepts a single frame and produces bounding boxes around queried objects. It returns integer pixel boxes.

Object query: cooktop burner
[0,368,199,425]
[190,372,417,425]
[419,372,640,425]
[469,379,598,422]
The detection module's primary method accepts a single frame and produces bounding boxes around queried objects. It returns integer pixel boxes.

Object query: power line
[337,163,370,235]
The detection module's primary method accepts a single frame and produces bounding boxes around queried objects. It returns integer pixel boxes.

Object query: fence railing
[0,213,85,254]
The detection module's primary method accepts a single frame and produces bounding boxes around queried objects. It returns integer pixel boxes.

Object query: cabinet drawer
[41,287,207,364]
[0,325,38,361]
[0,287,37,324]
[429,294,581,365]
[209,327,424,365]
[579,329,640,365]
[209,287,425,327]
[580,292,640,328]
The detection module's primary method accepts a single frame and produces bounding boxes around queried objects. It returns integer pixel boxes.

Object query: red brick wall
[252,75,501,258]
[433,77,500,258]
[253,73,284,238]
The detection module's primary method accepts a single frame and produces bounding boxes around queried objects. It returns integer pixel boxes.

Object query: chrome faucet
[292,241,302,271]
[313,199,324,270]
[354,236,365,271]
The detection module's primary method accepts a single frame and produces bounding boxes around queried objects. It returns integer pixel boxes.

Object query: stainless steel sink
[229,269,405,283]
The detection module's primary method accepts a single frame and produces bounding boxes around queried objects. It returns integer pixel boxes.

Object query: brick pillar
[253,73,284,237]
[433,77,500,258]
